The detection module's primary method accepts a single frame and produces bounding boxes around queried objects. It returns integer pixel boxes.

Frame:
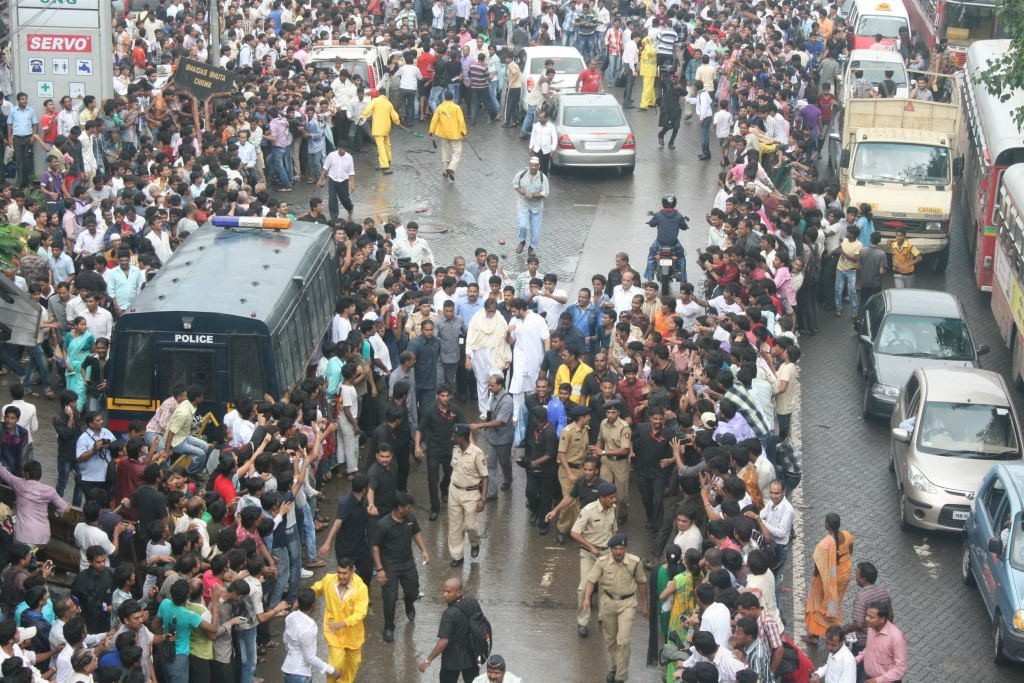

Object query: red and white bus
[903,0,1006,67]
[992,165,1024,386]
[961,39,1024,291]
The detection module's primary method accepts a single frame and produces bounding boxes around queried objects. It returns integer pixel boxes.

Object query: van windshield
[851,142,950,186]
[848,62,907,89]
[916,402,1022,458]
[310,59,370,84]
[855,15,909,38]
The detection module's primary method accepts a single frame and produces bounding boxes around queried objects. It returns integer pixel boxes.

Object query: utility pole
[209,0,220,66]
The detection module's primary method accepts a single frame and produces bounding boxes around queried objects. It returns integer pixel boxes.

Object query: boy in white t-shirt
[712,100,734,166]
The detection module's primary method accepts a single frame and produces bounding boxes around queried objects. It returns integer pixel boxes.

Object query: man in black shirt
[417,577,484,682]
[367,443,399,541]
[544,455,607,527]
[70,545,114,634]
[372,493,430,642]
[318,474,372,587]
[631,407,675,532]
[369,405,412,492]
[415,385,464,520]
[523,405,559,535]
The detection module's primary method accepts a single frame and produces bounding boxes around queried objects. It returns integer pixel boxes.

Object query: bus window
[119,332,153,398]
[158,349,215,399]
[230,336,265,400]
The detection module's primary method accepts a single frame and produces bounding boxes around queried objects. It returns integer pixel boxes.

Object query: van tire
[961,543,975,586]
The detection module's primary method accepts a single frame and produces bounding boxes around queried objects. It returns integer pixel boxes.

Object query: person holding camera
[74,411,116,504]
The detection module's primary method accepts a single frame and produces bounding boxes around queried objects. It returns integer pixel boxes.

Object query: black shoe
[470,545,480,558]
[450,558,464,568]
[406,606,416,622]
[382,169,394,175]
[500,482,511,491]
[617,515,628,525]
[441,494,449,504]
[429,511,439,521]
[529,513,539,524]
[538,525,549,535]
[486,494,498,501]
[555,532,567,545]
[578,625,589,638]
[382,628,395,642]
[606,671,617,683]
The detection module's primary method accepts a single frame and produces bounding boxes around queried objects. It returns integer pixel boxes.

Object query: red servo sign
[26,34,93,52]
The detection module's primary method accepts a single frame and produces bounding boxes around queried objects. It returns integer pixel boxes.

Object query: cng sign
[26,34,93,51]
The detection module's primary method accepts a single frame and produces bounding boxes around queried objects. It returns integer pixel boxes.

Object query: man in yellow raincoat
[311,557,369,682]
[428,90,468,182]
[357,92,401,174]
[638,37,658,110]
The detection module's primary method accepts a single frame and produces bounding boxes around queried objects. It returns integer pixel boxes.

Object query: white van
[839,49,909,102]
[515,46,587,111]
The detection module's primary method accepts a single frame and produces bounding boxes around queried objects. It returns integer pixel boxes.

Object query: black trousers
[327,178,354,219]
[333,110,351,147]
[525,468,557,529]
[427,454,453,513]
[636,473,667,530]
[395,448,411,492]
[188,655,212,683]
[440,666,480,683]
[381,561,419,630]
[658,121,680,145]
[535,151,551,175]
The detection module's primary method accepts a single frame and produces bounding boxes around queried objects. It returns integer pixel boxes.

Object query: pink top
[773,266,796,306]
[856,620,907,682]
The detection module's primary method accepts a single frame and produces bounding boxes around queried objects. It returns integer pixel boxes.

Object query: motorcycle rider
[644,194,689,284]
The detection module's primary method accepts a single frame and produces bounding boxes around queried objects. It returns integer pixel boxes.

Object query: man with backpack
[418,577,492,682]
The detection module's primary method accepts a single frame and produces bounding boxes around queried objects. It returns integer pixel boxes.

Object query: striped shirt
[851,584,893,648]
[468,61,489,88]
[655,27,678,55]
[725,384,772,438]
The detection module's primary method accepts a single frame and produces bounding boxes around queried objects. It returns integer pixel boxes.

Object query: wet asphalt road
[13,81,1024,681]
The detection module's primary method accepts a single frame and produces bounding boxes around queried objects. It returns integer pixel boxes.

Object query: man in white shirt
[682,630,748,682]
[508,298,550,421]
[3,385,37,453]
[611,271,639,315]
[317,144,356,221]
[393,221,435,267]
[331,297,356,344]
[534,274,567,330]
[80,294,112,341]
[811,625,857,683]
[527,109,558,175]
[695,583,732,649]
[144,213,173,265]
[73,221,104,258]
[281,588,338,681]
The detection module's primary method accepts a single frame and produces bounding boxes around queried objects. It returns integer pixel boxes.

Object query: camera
[515,456,531,469]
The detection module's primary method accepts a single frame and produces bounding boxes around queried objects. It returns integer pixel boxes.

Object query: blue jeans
[237,628,257,683]
[56,458,82,505]
[517,208,543,249]
[605,53,621,82]
[771,542,790,623]
[269,528,302,604]
[487,81,500,113]
[834,268,858,313]
[645,241,687,283]
[700,115,713,156]
[306,149,324,180]
[300,500,317,561]
[172,435,210,474]
[284,675,311,683]
[267,146,291,188]
[521,105,538,135]
[166,653,189,683]
[446,82,461,103]
[429,85,445,112]
[21,344,50,391]
[577,33,597,61]
[283,142,295,179]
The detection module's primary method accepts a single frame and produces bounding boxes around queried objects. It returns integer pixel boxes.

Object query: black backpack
[456,598,492,665]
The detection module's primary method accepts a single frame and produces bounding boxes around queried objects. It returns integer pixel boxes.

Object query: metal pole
[209,0,220,67]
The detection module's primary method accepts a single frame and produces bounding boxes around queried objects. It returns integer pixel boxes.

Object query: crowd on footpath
[0,0,965,680]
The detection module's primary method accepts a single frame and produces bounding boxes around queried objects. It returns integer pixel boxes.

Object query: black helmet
[662,194,677,208]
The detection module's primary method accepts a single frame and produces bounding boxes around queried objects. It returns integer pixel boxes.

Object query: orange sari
[805,530,854,637]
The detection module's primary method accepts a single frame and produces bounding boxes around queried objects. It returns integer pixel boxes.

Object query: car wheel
[888,447,895,473]
[898,491,913,532]
[995,614,1010,665]
[961,543,975,586]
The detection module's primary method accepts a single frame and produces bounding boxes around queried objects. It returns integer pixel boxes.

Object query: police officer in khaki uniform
[583,534,649,683]
[447,423,489,568]
[555,404,592,543]
[594,400,632,525]
[570,481,618,638]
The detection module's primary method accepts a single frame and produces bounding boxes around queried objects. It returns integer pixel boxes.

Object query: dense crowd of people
[0,0,959,680]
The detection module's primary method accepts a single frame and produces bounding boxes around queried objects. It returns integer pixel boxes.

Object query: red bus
[961,39,1024,291]
[904,0,1006,67]
[992,165,1024,385]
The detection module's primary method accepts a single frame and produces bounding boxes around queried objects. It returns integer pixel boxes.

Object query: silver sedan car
[550,93,636,174]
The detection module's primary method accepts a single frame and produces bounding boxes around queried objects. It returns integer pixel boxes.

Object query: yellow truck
[831,73,963,271]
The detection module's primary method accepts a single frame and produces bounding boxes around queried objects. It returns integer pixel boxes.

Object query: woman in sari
[63,316,94,412]
[804,511,854,643]
[657,547,702,682]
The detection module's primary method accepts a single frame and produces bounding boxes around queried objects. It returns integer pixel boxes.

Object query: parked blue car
[962,462,1024,664]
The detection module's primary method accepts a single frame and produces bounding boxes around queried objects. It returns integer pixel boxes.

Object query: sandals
[305,559,327,568]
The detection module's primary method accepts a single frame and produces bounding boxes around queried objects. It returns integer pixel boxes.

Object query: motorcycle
[656,246,682,295]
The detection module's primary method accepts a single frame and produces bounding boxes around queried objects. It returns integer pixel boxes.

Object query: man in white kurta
[507,299,550,424]
[465,300,512,419]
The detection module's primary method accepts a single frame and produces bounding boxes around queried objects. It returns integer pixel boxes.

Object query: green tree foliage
[977,3,1024,127]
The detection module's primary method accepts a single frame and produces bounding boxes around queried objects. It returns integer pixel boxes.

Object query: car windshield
[855,16,908,38]
[875,314,973,359]
[528,56,585,74]
[1011,513,1024,572]
[851,142,950,185]
[915,401,1021,458]
[849,62,908,89]
[561,106,626,127]
[310,59,370,83]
